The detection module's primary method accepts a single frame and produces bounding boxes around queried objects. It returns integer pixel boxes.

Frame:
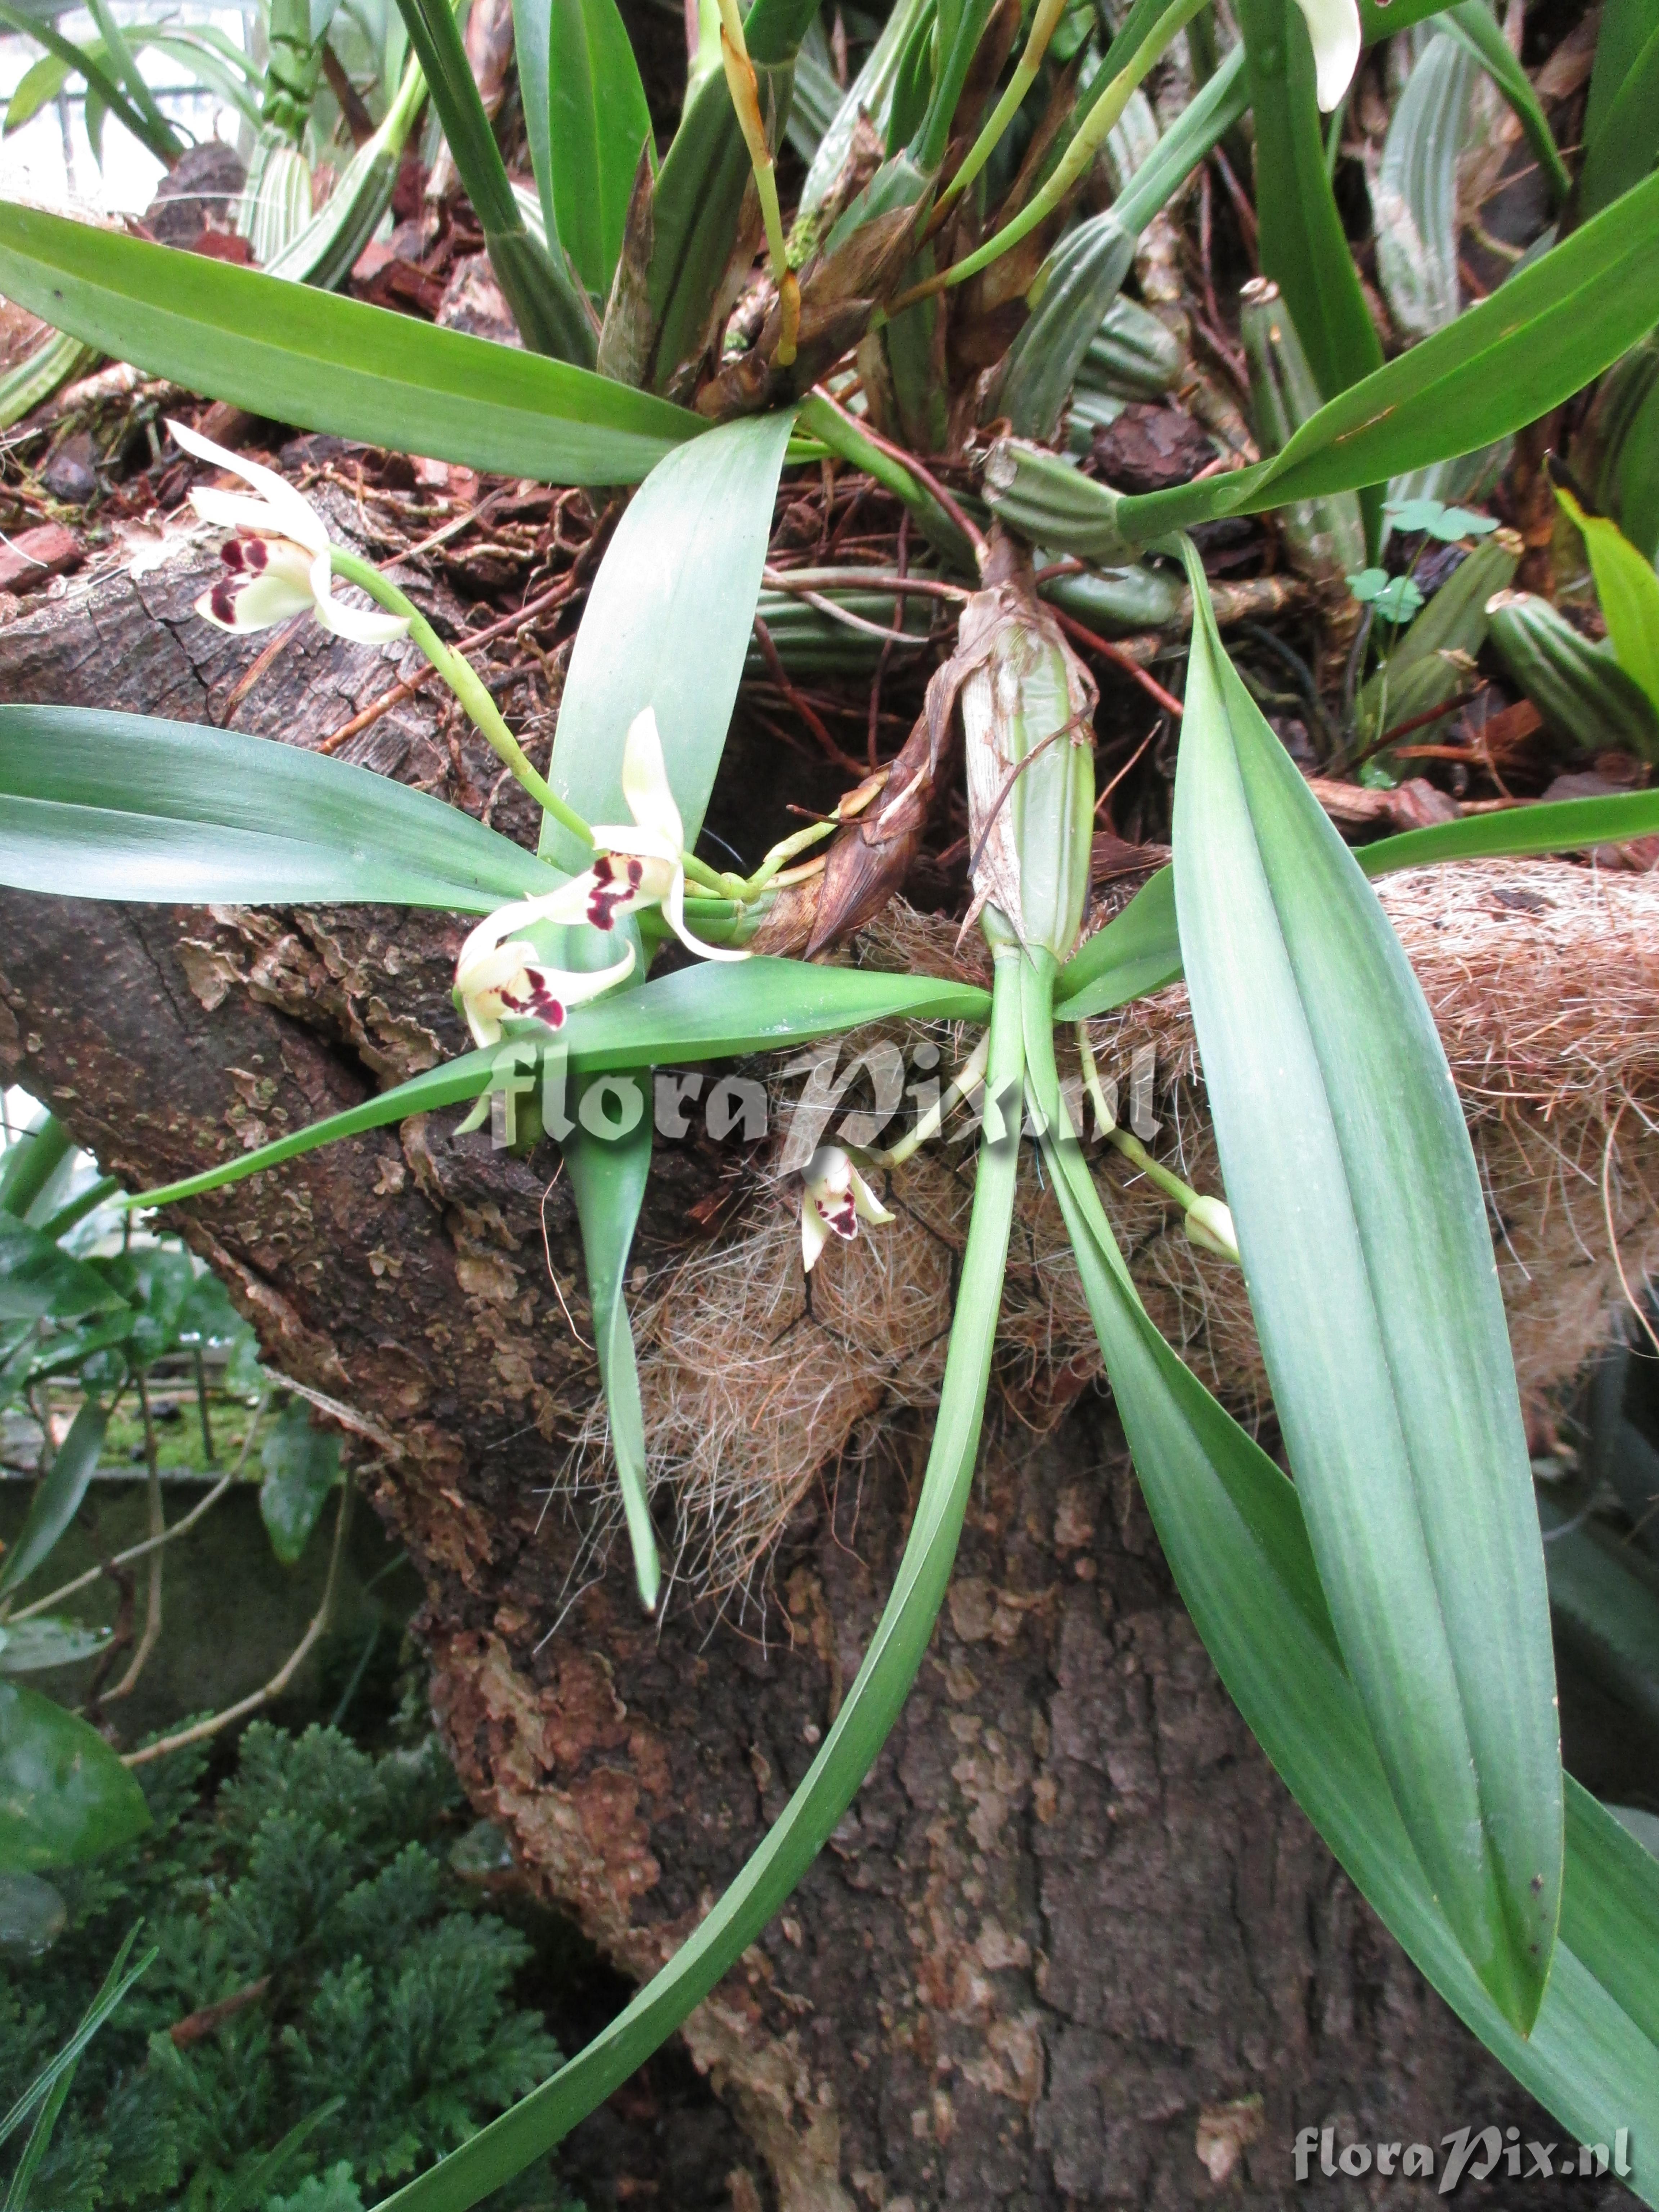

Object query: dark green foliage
[0,1725,580,2211]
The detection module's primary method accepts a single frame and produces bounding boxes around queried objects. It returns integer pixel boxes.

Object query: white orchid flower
[800,1146,894,1273]
[167,417,410,646]
[1292,0,1361,110]
[571,709,751,963]
[454,900,636,1048]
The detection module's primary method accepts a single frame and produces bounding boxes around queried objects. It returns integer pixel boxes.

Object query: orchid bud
[1184,1195,1240,1264]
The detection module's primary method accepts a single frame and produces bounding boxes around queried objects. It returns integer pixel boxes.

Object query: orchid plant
[4,0,1659,2199]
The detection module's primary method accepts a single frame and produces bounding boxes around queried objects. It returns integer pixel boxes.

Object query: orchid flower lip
[454,896,637,1047]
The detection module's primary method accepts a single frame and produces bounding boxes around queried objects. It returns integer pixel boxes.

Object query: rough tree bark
[0,536,1636,2211]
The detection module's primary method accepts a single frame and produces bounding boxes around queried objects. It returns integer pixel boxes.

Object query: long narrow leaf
[565,1109,658,1609]
[543,411,796,870]
[1556,486,1659,710]
[1027,1036,1659,2200]
[0,1927,153,2150]
[1584,0,1655,152]
[134,961,993,1209]
[1372,30,1477,342]
[1170,543,1561,2028]
[0,707,566,911]
[0,1397,112,1597]
[516,0,651,304]
[1237,0,1382,407]
[0,206,696,486]
[1443,3,1570,207]
[642,0,822,392]
[374,953,1027,2212]
[0,1112,69,1221]
[1054,785,1659,1018]
[1576,21,1659,220]
[392,0,596,361]
[0,0,174,160]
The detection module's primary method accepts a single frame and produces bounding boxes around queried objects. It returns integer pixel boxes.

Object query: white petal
[1291,0,1361,109]
[620,707,686,850]
[556,942,638,1003]
[457,882,598,973]
[589,825,681,870]
[194,571,315,633]
[309,550,412,645]
[802,1201,830,1272]
[189,486,289,536]
[849,1165,895,1226]
[661,868,754,964]
[167,416,329,555]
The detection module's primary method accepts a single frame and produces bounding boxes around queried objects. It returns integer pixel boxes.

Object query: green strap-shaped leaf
[1443,3,1571,207]
[1357,0,1467,38]
[0,706,566,912]
[5,50,73,135]
[1236,0,1383,402]
[1585,0,1656,152]
[1026,1027,1659,2196]
[0,1397,112,1599]
[374,952,1028,2212]
[1372,30,1479,343]
[565,1107,658,1610]
[0,1680,150,1872]
[515,0,652,305]
[1054,785,1659,1019]
[0,1111,71,1221]
[0,205,697,486]
[133,960,994,1209]
[392,0,596,363]
[0,0,176,162]
[543,410,797,870]
[83,0,179,157]
[1557,487,1659,711]
[1170,543,1561,2030]
[1577,19,1659,220]
[539,408,799,1607]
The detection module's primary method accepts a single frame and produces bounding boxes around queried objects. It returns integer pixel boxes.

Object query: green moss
[0,1723,584,2212]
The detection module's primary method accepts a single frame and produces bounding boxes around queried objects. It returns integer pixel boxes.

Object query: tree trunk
[0,534,1641,2211]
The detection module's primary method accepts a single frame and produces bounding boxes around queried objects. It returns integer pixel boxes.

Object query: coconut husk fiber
[552,857,1659,1611]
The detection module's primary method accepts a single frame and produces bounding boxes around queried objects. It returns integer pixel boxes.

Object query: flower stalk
[327,548,595,850]
[1076,1025,1240,1261]
[887,0,1213,314]
[716,0,800,364]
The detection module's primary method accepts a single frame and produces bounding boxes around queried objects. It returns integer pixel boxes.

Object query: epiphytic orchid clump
[5,0,1659,2196]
